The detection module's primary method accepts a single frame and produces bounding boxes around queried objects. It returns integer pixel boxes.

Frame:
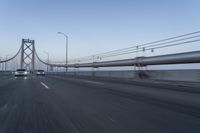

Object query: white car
[36,70,45,76]
[14,69,28,76]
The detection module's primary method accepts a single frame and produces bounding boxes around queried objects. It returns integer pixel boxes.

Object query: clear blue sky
[0,0,200,62]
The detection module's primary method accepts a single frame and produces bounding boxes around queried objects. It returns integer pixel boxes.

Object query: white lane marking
[83,80,104,85]
[40,82,49,89]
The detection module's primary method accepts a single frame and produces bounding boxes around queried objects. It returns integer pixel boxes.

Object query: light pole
[44,51,49,72]
[0,57,2,71]
[0,58,1,71]
[57,32,68,72]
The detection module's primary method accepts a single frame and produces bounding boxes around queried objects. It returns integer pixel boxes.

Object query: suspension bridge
[0,31,200,133]
[1,31,200,71]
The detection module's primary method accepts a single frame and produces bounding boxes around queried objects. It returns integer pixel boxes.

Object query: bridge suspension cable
[69,30,200,63]
[99,39,200,59]
[0,45,22,63]
[33,30,200,68]
[34,47,65,67]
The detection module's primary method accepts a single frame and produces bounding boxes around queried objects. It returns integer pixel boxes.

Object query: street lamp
[0,57,2,71]
[57,32,68,72]
[44,51,49,72]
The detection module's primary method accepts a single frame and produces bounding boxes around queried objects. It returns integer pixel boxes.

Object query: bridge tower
[20,39,35,71]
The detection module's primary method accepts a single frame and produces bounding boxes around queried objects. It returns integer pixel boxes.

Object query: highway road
[0,75,200,133]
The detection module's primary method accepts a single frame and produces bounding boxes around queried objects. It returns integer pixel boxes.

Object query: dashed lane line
[40,82,50,89]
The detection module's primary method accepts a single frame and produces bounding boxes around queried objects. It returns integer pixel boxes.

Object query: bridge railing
[67,31,200,64]
[38,31,200,69]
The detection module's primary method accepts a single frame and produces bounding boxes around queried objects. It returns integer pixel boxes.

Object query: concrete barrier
[49,70,200,82]
[0,71,11,76]
[145,70,200,82]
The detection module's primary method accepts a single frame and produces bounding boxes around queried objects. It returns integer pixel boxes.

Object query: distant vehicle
[36,70,45,76]
[14,69,28,76]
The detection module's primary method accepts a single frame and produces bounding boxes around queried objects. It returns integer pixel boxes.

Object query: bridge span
[0,31,200,133]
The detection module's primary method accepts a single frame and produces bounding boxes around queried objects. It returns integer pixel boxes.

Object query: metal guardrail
[39,51,200,68]
[68,51,200,68]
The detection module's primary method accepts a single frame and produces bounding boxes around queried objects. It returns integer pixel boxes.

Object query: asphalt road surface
[0,75,200,133]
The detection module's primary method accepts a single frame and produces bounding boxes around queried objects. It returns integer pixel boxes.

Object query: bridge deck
[0,75,200,133]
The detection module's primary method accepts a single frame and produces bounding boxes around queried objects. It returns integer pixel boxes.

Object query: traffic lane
[47,75,200,115]
[0,76,32,133]
[39,76,200,133]
[49,75,200,93]
[0,76,80,133]
[1,75,200,133]
[0,75,28,108]
[0,74,13,85]
[0,76,19,111]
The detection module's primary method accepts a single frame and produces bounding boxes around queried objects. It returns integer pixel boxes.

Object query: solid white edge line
[40,82,49,89]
